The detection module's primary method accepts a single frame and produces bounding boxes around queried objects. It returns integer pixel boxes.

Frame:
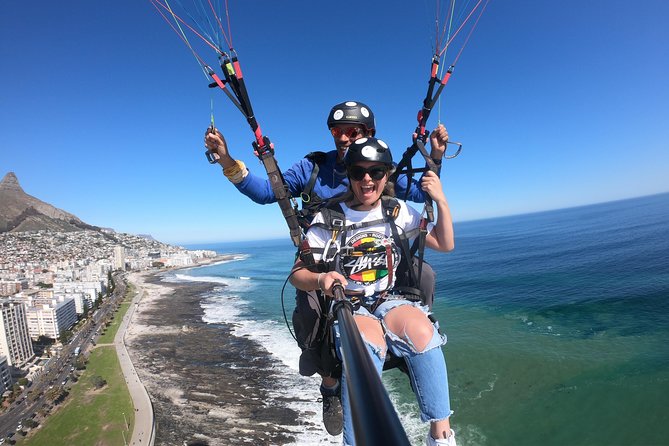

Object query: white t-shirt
[307,200,431,297]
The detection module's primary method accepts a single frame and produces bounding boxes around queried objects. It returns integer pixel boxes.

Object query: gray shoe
[320,387,343,436]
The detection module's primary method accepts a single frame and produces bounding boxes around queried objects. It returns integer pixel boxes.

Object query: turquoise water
[185,192,669,445]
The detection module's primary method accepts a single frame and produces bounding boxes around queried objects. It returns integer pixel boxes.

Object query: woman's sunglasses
[348,165,388,181]
[330,126,364,139]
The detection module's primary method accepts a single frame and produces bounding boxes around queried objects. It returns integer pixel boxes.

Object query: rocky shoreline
[124,270,308,446]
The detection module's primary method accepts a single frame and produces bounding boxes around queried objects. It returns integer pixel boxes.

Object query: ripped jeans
[333,298,453,446]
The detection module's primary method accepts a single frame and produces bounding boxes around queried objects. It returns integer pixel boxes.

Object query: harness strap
[301,151,327,204]
[309,217,387,233]
[302,163,319,203]
[382,197,422,301]
[385,243,394,291]
[303,197,423,300]
[389,139,437,295]
[392,140,438,222]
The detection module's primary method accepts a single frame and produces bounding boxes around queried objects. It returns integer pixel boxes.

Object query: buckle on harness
[322,239,339,263]
[298,239,318,268]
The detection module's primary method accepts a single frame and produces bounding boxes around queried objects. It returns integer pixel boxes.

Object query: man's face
[331,124,370,160]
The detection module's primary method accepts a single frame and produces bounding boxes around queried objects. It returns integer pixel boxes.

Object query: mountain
[0,172,98,233]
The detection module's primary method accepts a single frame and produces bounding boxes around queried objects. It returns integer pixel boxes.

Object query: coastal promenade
[114,273,155,446]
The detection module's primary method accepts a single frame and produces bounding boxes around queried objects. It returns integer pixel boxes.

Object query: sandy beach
[124,264,313,446]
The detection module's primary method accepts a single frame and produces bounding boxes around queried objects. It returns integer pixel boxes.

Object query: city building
[54,291,88,315]
[0,280,26,297]
[23,295,77,340]
[52,280,104,314]
[0,356,12,394]
[113,245,126,271]
[165,253,194,267]
[0,300,35,368]
[33,269,54,286]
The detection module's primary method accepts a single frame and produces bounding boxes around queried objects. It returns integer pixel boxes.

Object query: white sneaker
[426,429,457,446]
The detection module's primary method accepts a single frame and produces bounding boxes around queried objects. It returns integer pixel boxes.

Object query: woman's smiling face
[348,161,388,210]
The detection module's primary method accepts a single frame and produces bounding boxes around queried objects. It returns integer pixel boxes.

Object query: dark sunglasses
[348,165,388,181]
[330,126,364,139]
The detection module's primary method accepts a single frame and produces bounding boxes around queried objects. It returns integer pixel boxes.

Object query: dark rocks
[126,275,302,446]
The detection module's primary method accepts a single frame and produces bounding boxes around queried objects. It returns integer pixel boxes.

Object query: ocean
[172,192,669,446]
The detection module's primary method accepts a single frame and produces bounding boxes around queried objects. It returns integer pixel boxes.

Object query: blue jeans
[333,298,453,446]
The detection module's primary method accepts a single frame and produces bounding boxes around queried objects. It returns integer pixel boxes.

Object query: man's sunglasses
[347,165,389,181]
[330,126,364,139]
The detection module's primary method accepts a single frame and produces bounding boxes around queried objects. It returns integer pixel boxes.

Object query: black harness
[296,151,328,230]
[305,196,425,304]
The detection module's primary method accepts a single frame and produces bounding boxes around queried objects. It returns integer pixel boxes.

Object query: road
[0,272,156,445]
[0,287,112,438]
[114,274,155,446]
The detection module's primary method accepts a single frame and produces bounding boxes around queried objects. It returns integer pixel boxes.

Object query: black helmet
[327,101,376,135]
[344,137,393,166]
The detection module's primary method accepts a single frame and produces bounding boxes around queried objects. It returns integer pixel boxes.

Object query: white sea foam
[507,312,564,337]
[383,378,428,444]
[181,263,428,445]
[184,254,249,269]
[170,273,256,294]
[474,374,498,400]
[218,296,426,445]
[171,273,227,284]
[215,254,249,263]
[230,317,302,371]
[200,291,248,324]
[162,254,249,278]
[197,284,340,444]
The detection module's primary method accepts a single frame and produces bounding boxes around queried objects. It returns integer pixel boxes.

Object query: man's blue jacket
[235,150,431,211]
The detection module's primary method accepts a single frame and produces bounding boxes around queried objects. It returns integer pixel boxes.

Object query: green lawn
[19,281,136,446]
[19,347,134,446]
[97,284,134,345]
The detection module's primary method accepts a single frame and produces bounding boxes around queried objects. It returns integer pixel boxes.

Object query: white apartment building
[165,253,194,267]
[33,270,54,285]
[190,249,218,259]
[54,268,75,282]
[52,280,104,312]
[24,296,77,340]
[0,356,12,394]
[0,300,35,368]
[113,245,125,270]
[35,289,54,299]
[0,280,26,297]
[81,259,112,283]
[126,256,153,270]
[54,291,88,315]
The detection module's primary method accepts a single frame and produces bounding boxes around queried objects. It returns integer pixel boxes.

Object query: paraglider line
[151,0,210,79]
[438,0,485,57]
[152,0,225,56]
[452,0,490,66]
[206,0,233,50]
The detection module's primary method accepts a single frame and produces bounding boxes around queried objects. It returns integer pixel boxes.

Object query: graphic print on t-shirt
[339,231,400,285]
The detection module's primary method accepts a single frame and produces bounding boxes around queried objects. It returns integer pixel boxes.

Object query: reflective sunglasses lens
[348,166,366,181]
[348,166,387,181]
[369,167,387,180]
[344,127,362,138]
[331,126,363,138]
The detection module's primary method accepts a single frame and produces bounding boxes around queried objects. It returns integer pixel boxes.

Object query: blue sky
[1,0,668,245]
